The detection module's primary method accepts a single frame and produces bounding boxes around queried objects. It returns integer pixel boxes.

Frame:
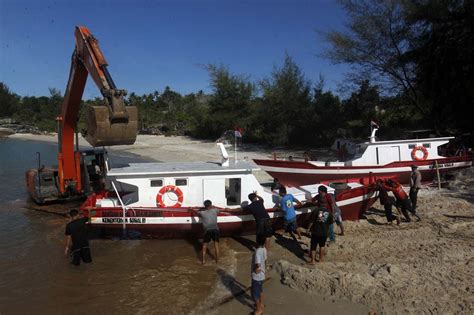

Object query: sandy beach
[10,133,300,182]
[9,133,474,314]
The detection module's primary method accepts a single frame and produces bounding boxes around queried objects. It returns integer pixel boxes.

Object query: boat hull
[81,188,378,239]
[82,208,312,239]
[253,157,472,186]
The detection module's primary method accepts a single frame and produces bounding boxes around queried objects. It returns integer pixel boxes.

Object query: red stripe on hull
[88,215,312,239]
[83,198,377,238]
[339,196,378,220]
[255,157,472,186]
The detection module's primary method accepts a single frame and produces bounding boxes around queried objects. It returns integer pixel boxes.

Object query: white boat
[254,126,472,186]
[80,144,378,238]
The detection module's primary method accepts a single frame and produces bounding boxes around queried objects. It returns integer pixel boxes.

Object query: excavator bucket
[84,105,138,147]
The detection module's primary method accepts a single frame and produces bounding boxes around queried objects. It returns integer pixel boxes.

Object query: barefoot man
[198,200,220,264]
[306,207,333,264]
[251,235,267,315]
[278,186,303,239]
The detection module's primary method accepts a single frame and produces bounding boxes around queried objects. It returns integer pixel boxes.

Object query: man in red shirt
[384,179,421,222]
[375,179,400,225]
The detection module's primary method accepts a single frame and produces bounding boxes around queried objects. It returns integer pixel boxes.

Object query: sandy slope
[274,182,474,314]
[210,179,473,314]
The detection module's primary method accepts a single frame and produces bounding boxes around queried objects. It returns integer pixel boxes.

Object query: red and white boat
[253,127,472,187]
[80,144,378,238]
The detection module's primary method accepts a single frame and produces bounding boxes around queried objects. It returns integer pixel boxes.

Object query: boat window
[150,179,163,187]
[408,144,416,149]
[175,179,188,186]
[423,143,431,148]
[225,178,241,206]
[114,181,139,205]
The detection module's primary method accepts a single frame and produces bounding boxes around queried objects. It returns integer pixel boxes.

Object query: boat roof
[108,160,259,177]
[367,136,454,146]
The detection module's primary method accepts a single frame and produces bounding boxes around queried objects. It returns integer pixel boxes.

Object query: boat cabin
[345,137,454,166]
[320,127,455,167]
[101,160,323,210]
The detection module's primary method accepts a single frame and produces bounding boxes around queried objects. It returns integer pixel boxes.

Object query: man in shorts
[306,207,333,264]
[409,164,422,211]
[244,192,272,249]
[199,200,220,264]
[312,185,344,242]
[375,179,400,225]
[251,234,267,315]
[64,209,92,266]
[384,179,421,222]
[278,186,303,239]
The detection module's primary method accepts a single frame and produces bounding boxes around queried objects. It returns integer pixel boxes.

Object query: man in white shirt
[251,235,267,315]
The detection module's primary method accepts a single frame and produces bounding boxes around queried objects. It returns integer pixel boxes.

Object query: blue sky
[0,0,348,99]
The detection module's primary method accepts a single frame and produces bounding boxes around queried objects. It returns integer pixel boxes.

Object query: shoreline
[8,132,300,183]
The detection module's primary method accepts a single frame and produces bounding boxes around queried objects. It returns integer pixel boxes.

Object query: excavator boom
[25,25,138,203]
[58,26,137,194]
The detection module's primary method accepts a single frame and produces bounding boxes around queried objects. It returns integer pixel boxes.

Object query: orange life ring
[411,146,428,161]
[156,185,184,208]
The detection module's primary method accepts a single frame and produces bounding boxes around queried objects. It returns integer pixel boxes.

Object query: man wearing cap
[410,164,422,211]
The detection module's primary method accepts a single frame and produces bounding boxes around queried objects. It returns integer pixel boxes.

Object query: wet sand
[199,180,473,314]
[9,133,474,314]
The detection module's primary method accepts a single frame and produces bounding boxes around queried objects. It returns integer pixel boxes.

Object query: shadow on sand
[231,236,256,252]
[216,268,254,309]
[364,207,387,217]
[185,237,202,261]
[274,233,307,261]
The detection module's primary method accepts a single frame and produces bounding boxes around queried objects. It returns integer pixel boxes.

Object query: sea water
[0,138,226,314]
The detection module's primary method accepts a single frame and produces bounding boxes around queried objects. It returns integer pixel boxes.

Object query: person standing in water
[251,235,267,315]
[198,200,220,264]
[64,209,92,266]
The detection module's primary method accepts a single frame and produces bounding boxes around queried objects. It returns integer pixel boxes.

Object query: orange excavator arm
[57,26,137,194]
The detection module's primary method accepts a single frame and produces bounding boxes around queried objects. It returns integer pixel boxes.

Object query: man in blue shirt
[278,186,303,239]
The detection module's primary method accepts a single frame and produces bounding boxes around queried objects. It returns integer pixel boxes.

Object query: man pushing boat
[197,200,221,265]
[244,192,273,250]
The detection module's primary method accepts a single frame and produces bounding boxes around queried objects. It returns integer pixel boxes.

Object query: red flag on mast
[234,126,243,138]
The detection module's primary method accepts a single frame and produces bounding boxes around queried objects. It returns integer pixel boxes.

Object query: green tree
[260,54,313,145]
[0,82,20,118]
[406,0,474,133]
[198,64,254,139]
[312,79,343,146]
[322,0,421,111]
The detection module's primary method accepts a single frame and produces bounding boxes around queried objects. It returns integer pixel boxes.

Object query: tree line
[1,0,472,147]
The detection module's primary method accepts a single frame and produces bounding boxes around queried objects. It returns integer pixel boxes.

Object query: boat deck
[107,160,258,176]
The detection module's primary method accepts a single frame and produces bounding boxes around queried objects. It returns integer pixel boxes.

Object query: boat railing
[271,152,309,162]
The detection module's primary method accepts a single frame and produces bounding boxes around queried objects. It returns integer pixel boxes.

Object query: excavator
[26,26,137,204]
